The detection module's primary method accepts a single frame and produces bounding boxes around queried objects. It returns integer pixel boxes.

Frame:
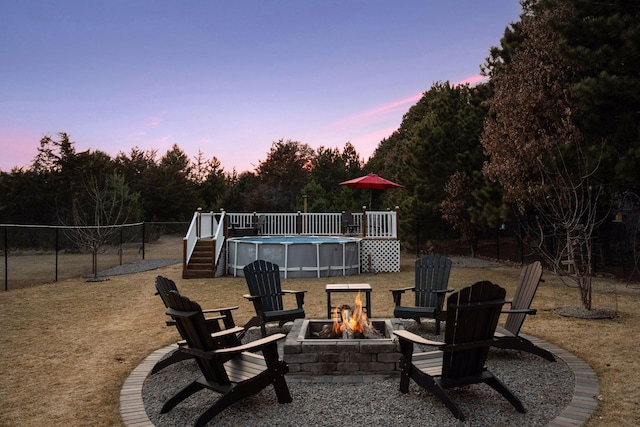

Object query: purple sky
[0,1,522,173]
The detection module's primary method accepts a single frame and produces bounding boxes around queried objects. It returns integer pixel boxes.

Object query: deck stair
[182,238,216,279]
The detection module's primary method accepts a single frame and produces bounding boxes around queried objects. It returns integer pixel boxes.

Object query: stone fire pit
[283,318,404,374]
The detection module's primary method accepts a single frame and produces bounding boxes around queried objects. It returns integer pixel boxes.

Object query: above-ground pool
[227,235,361,278]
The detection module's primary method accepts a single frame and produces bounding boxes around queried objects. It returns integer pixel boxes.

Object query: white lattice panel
[360,239,400,273]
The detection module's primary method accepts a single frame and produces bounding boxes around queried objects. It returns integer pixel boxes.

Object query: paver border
[121,335,599,427]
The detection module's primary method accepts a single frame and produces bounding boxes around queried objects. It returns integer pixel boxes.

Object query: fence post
[142,222,146,260]
[395,206,400,239]
[4,226,7,291]
[361,206,367,237]
[55,228,59,282]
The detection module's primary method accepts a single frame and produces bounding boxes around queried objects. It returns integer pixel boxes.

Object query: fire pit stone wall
[283,318,404,375]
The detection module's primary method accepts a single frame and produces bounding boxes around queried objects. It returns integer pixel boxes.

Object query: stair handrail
[212,211,226,266]
[183,209,227,272]
[183,210,201,271]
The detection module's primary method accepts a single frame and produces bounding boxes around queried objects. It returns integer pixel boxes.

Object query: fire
[331,291,376,337]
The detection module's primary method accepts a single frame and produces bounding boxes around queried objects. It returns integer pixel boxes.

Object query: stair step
[183,238,219,279]
[182,269,215,279]
[188,264,214,271]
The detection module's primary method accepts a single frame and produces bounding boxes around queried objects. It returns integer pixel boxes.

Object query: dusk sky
[0,1,522,173]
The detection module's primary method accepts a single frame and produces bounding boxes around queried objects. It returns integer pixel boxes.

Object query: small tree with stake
[67,171,140,280]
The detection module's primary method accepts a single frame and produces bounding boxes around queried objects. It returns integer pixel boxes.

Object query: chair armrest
[502,308,537,315]
[282,290,306,307]
[202,306,239,314]
[242,294,265,314]
[209,326,245,340]
[166,314,226,327]
[389,287,414,294]
[214,333,286,355]
[390,287,414,306]
[203,306,239,328]
[393,329,443,347]
[432,288,454,294]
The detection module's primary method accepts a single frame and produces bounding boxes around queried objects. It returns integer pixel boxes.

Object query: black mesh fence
[1,222,188,290]
[402,218,640,283]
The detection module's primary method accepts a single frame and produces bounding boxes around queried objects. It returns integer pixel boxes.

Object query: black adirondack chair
[493,261,556,361]
[161,290,292,427]
[242,259,306,337]
[341,212,358,234]
[393,281,526,421]
[390,253,454,334]
[152,276,242,374]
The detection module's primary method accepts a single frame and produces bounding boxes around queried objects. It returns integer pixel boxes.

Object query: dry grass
[0,237,639,426]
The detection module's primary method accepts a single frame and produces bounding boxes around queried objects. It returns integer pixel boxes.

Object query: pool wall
[227,236,361,278]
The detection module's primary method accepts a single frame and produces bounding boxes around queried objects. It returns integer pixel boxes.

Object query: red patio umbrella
[339,173,403,208]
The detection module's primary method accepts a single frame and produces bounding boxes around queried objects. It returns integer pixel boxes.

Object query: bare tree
[67,172,140,279]
[520,144,607,310]
[481,2,609,310]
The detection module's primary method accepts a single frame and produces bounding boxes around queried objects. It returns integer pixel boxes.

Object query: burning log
[340,306,355,339]
[310,292,385,340]
[314,324,340,338]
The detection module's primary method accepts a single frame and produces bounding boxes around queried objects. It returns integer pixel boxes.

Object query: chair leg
[396,342,414,394]
[238,316,262,340]
[430,382,466,421]
[412,372,466,421]
[271,370,293,403]
[194,390,245,427]
[161,381,205,413]
[194,374,282,427]
[151,348,193,374]
[261,344,293,403]
[493,337,556,362]
[484,375,526,413]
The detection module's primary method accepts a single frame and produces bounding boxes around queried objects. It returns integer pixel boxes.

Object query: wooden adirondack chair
[393,281,526,421]
[152,276,243,374]
[242,259,306,337]
[161,290,292,427]
[493,261,556,361]
[390,254,454,334]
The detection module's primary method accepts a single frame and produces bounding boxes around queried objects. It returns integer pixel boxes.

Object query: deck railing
[225,209,398,239]
[183,208,399,271]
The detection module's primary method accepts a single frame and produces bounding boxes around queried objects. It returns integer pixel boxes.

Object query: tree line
[2,0,639,301]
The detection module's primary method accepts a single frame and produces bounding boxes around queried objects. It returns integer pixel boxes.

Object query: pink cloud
[350,126,398,161]
[342,93,423,125]
[455,74,487,86]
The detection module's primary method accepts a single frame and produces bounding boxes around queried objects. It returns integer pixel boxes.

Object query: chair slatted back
[504,261,543,335]
[415,254,452,307]
[441,281,506,383]
[341,212,354,226]
[165,291,230,385]
[244,260,284,312]
[155,276,178,308]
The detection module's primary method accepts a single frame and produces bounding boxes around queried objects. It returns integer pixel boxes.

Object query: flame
[332,291,372,335]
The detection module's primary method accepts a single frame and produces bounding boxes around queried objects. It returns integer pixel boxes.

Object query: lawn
[0,237,638,426]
